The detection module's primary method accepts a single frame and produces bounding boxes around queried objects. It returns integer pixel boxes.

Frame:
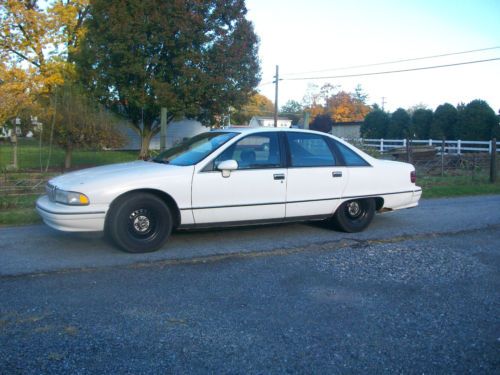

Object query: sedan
[36,128,421,253]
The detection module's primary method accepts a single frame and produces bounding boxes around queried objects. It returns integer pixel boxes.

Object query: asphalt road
[1,195,500,277]
[0,195,499,373]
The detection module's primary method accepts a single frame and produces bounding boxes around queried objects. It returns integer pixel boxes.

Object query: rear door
[285,131,348,218]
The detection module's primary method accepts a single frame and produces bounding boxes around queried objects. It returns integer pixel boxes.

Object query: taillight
[411,171,416,183]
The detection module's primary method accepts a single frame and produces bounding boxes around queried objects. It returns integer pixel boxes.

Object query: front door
[191,132,287,224]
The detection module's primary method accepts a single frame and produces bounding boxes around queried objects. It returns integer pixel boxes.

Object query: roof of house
[251,116,292,121]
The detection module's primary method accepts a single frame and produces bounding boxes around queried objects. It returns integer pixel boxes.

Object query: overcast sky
[246,0,500,112]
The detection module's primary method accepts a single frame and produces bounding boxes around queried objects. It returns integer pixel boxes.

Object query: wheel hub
[347,201,361,217]
[129,209,153,234]
[133,215,150,232]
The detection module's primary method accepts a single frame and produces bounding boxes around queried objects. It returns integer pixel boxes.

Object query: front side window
[286,132,336,167]
[212,132,281,170]
[153,132,237,166]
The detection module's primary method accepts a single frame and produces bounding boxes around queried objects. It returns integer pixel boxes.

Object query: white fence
[358,138,500,154]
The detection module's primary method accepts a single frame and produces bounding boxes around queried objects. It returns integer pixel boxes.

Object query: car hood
[49,161,186,190]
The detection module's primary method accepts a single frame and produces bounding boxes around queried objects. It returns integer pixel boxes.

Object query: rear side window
[335,141,370,166]
[286,132,336,167]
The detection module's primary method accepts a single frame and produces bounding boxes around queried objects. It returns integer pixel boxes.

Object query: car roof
[212,126,330,136]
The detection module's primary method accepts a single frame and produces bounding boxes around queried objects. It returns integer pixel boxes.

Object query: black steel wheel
[331,198,375,233]
[106,193,172,253]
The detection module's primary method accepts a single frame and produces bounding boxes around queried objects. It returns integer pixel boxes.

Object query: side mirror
[217,159,238,178]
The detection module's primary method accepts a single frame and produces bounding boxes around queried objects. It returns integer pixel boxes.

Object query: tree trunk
[64,144,73,170]
[11,133,18,170]
[138,131,154,160]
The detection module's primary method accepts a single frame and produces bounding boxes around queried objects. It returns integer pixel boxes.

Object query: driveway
[0,195,499,276]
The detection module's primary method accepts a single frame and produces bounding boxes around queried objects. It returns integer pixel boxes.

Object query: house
[330,121,363,139]
[119,119,209,150]
[248,116,292,128]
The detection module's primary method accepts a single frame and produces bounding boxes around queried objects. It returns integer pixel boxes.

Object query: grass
[419,174,500,198]
[0,140,138,226]
[0,207,41,227]
[0,138,137,171]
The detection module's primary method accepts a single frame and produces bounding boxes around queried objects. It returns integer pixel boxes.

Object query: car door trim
[180,189,421,211]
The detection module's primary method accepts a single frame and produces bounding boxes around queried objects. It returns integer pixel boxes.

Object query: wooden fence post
[490,138,497,183]
[441,139,445,177]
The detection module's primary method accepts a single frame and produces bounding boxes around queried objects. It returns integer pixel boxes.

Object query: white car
[36,128,421,253]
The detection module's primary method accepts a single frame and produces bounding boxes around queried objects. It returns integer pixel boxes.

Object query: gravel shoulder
[0,226,498,374]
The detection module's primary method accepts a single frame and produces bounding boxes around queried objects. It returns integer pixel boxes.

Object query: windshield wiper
[151,158,169,164]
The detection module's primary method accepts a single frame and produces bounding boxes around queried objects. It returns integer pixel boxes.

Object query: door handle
[332,171,342,178]
[273,173,285,180]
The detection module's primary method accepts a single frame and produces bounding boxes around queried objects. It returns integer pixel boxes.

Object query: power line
[283,57,500,81]
[281,46,500,78]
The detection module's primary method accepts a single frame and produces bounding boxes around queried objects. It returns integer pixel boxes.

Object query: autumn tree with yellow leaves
[0,0,123,169]
[303,83,371,124]
[232,93,274,125]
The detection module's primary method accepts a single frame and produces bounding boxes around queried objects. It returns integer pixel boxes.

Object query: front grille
[46,183,57,202]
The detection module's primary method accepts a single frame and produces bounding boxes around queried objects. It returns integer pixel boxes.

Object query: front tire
[331,198,375,233]
[106,193,172,253]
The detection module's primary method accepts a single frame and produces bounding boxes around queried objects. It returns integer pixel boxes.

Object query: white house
[248,116,292,128]
[330,121,363,139]
[120,119,209,150]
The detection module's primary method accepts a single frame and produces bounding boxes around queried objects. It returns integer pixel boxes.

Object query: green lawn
[0,141,139,226]
[0,139,138,171]
[419,175,500,198]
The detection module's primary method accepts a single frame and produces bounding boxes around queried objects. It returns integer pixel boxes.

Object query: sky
[245,0,500,113]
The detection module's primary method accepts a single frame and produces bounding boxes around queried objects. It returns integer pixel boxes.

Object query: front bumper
[36,195,107,232]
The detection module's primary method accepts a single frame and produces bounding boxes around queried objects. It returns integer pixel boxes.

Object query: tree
[0,0,102,166]
[77,0,261,158]
[458,100,499,140]
[309,113,334,133]
[302,83,337,119]
[0,0,90,93]
[411,108,433,139]
[232,93,274,125]
[325,90,371,122]
[0,64,34,126]
[43,82,125,169]
[280,100,303,125]
[361,109,389,138]
[387,108,411,139]
[430,103,457,139]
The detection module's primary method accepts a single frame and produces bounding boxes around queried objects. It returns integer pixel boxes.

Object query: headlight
[54,189,90,205]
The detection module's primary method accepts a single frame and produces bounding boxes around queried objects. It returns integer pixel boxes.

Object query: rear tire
[106,193,172,253]
[331,198,375,233]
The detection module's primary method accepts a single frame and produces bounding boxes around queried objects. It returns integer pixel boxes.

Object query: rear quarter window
[335,141,370,166]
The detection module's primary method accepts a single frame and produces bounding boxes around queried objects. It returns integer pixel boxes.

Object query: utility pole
[381,97,387,111]
[160,107,167,152]
[273,65,279,127]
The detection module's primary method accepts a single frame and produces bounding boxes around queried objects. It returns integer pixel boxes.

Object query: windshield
[152,132,238,166]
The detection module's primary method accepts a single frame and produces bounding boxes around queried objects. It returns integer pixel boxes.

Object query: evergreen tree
[412,108,433,139]
[387,108,411,139]
[431,103,457,139]
[458,100,498,140]
[361,109,389,138]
